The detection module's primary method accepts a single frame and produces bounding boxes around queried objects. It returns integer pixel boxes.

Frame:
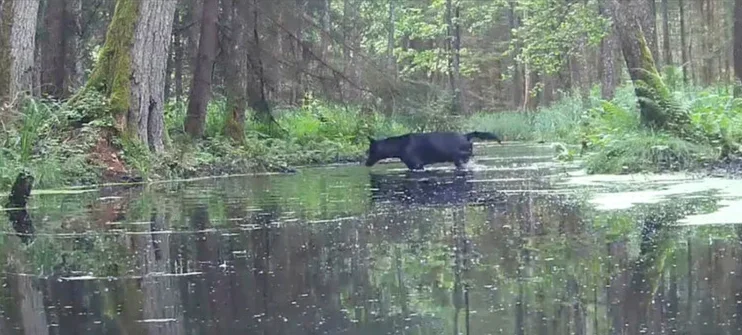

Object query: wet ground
[2,142,742,335]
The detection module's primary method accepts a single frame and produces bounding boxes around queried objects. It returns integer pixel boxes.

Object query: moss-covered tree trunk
[0,0,40,104]
[184,0,218,138]
[222,0,248,143]
[81,0,177,152]
[610,0,689,133]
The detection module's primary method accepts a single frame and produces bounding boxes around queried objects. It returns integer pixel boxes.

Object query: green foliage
[0,96,101,191]
[583,131,715,174]
[511,0,609,75]
[684,87,742,152]
[577,82,742,174]
[464,90,585,142]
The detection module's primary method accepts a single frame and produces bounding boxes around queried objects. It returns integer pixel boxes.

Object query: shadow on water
[1,143,742,334]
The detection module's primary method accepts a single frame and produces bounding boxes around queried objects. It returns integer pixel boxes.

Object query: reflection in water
[369,170,503,208]
[6,172,35,244]
[1,144,741,334]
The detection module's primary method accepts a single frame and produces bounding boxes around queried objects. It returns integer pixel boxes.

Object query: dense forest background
[0,0,741,189]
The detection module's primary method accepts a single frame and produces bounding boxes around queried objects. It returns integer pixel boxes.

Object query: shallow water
[2,143,742,335]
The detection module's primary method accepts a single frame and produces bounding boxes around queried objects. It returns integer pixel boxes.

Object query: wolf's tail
[465,131,502,144]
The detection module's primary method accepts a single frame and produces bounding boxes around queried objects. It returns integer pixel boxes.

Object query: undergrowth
[0,92,416,192]
[3,68,742,192]
[578,66,742,174]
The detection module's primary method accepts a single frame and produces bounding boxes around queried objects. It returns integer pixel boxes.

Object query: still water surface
[2,143,742,335]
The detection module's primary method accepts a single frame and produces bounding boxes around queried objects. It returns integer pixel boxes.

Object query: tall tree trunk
[701,0,713,84]
[39,0,81,98]
[342,0,360,101]
[600,0,618,99]
[0,0,41,103]
[187,0,203,74]
[647,0,659,67]
[679,0,688,83]
[165,30,174,102]
[78,0,177,152]
[40,0,65,97]
[447,0,462,114]
[508,3,522,109]
[734,0,742,89]
[65,0,83,93]
[246,0,274,126]
[383,0,395,115]
[184,0,218,138]
[173,7,184,103]
[293,0,307,105]
[319,0,332,97]
[660,0,671,67]
[223,0,249,142]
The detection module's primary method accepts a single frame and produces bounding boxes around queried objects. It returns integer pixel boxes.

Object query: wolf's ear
[367,136,375,143]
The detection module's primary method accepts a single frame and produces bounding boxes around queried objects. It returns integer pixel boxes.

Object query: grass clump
[0,96,104,191]
[464,91,586,142]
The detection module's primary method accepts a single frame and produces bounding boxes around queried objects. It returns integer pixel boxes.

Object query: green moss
[74,0,139,131]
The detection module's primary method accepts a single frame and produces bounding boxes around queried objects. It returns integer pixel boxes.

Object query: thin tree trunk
[647,0,659,67]
[383,0,395,116]
[679,0,688,83]
[293,0,307,105]
[0,0,41,102]
[244,0,274,126]
[40,0,82,98]
[661,0,671,67]
[65,0,82,94]
[387,0,395,75]
[600,0,618,99]
[447,0,462,114]
[174,8,184,103]
[702,0,713,84]
[508,3,522,109]
[165,32,174,102]
[187,0,203,73]
[342,0,359,101]
[40,0,65,97]
[319,0,332,96]
[223,0,249,142]
[184,0,219,138]
[734,0,742,89]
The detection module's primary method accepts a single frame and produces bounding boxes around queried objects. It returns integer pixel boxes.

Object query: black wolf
[364,131,502,170]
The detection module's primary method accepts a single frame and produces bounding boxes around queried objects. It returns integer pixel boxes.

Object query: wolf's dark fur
[364,131,502,170]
